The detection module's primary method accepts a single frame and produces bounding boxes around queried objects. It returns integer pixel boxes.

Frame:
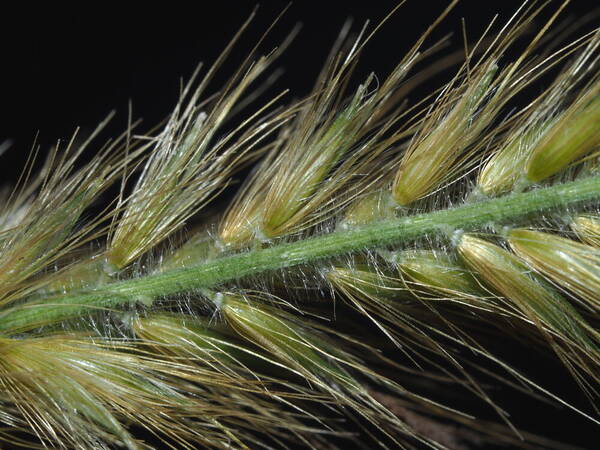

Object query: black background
[0,1,595,179]
[0,1,597,447]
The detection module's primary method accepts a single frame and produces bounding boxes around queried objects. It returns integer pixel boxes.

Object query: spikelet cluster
[1,2,599,448]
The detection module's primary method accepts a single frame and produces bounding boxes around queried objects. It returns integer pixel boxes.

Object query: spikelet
[326,263,414,347]
[0,123,136,306]
[220,293,361,391]
[218,292,450,446]
[456,234,600,384]
[507,228,600,311]
[107,47,285,269]
[134,313,259,380]
[572,214,600,247]
[339,188,397,229]
[133,312,302,386]
[327,260,452,368]
[477,122,546,197]
[525,83,600,183]
[478,29,600,196]
[327,263,407,302]
[219,21,422,247]
[157,228,218,272]
[0,334,198,449]
[394,250,490,308]
[392,60,499,206]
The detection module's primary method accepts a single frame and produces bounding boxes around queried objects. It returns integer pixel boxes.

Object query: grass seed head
[2,2,600,447]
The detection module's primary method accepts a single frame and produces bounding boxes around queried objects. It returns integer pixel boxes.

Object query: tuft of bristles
[1,2,599,449]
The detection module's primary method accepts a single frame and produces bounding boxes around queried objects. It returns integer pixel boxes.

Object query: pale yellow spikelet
[135,314,247,371]
[457,234,600,376]
[395,250,493,310]
[219,25,422,247]
[507,228,600,311]
[477,123,547,197]
[525,28,600,185]
[392,60,498,206]
[572,214,600,247]
[219,89,374,246]
[260,81,375,239]
[220,293,421,444]
[133,313,334,399]
[327,263,407,302]
[217,136,282,248]
[326,264,416,347]
[220,293,359,391]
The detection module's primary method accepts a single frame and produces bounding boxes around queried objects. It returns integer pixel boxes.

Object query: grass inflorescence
[1,1,599,448]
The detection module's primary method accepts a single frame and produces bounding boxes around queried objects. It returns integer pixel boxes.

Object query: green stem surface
[2,175,599,333]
